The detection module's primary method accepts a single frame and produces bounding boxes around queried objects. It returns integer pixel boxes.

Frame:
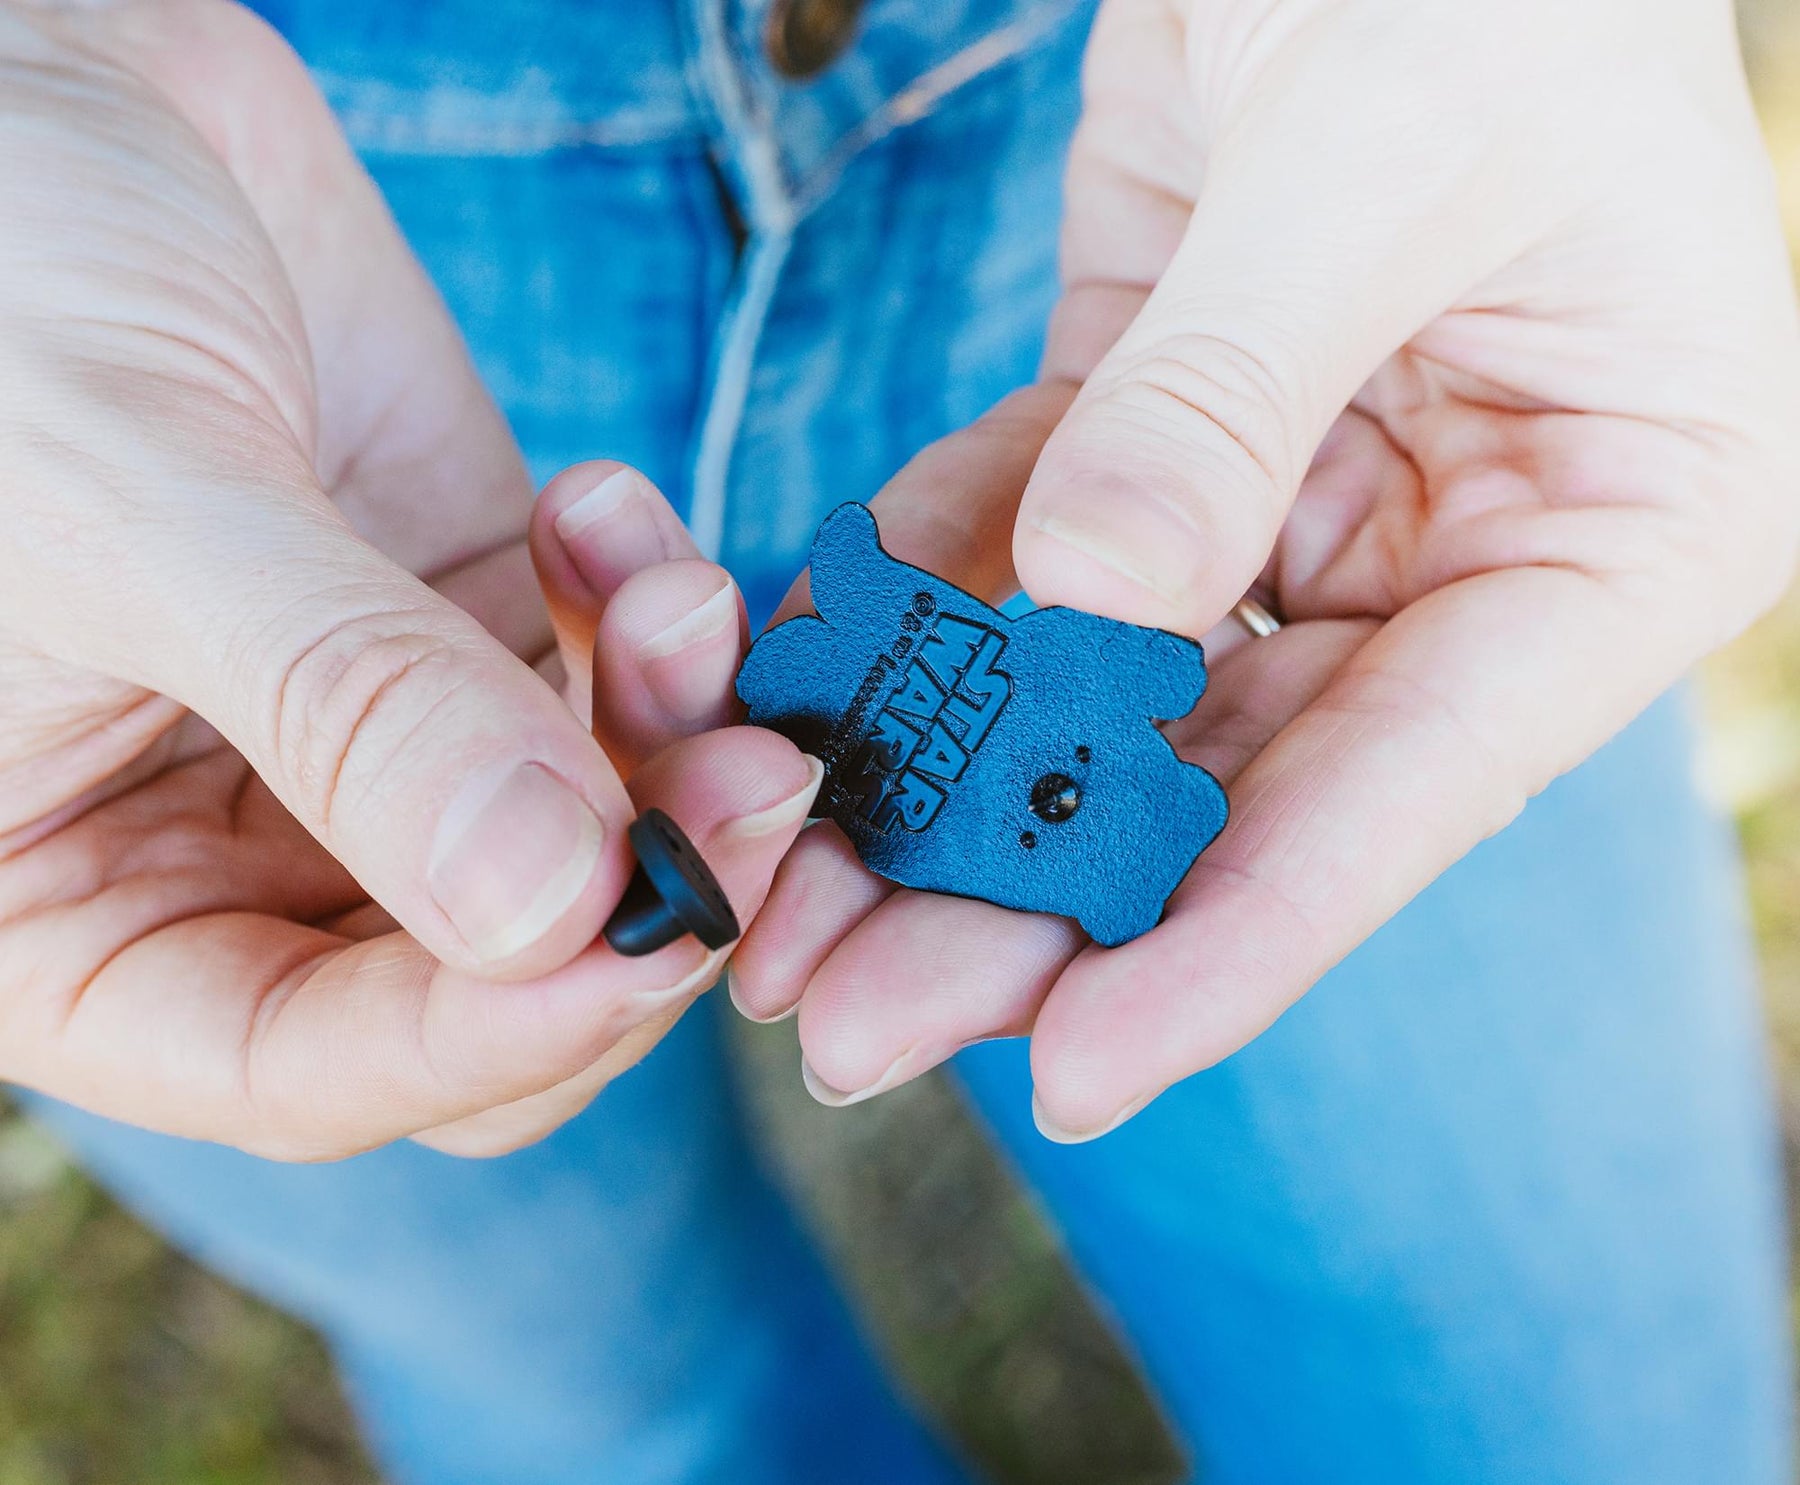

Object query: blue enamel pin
[735,503,1229,946]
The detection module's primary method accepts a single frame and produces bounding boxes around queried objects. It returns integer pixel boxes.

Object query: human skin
[712,0,1800,1139]
[0,0,817,1160]
[3,0,1797,1159]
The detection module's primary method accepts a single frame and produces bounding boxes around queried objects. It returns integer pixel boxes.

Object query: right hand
[0,0,813,1159]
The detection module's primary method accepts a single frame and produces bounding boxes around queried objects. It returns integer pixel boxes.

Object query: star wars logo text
[846,602,1013,832]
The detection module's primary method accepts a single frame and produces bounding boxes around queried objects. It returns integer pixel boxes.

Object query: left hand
[0,0,814,1160]
[719,0,1800,1139]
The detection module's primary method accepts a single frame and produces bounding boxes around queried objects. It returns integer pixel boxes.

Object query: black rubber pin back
[602,808,740,957]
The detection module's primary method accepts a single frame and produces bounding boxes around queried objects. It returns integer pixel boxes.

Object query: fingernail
[1030,511,1189,603]
[553,469,676,595]
[429,763,604,963]
[725,965,798,1025]
[1030,1089,1154,1145]
[635,582,739,724]
[726,754,825,839]
[801,1049,918,1109]
[618,950,726,1024]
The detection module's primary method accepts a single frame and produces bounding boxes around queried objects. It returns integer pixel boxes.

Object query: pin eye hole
[1029,773,1082,824]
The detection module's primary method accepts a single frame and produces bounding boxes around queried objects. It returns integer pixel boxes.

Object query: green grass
[4,5,1800,1479]
[0,1117,374,1485]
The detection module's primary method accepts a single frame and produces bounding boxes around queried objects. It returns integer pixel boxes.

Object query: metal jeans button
[765,0,867,79]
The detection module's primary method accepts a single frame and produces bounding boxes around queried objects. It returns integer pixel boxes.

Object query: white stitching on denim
[688,233,793,560]
[792,0,1088,217]
[681,0,800,559]
[691,0,1090,561]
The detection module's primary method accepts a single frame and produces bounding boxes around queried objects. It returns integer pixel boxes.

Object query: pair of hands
[2,0,1796,1159]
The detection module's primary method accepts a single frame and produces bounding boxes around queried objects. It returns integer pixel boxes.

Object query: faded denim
[26,3,1793,1482]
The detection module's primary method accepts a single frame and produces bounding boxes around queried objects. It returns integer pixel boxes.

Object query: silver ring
[1231,597,1283,638]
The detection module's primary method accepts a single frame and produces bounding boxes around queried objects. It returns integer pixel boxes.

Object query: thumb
[223,504,637,979]
[1014,44,1524,635]
[19,452,635,981]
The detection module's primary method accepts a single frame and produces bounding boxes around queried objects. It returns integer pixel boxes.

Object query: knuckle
[1100,330,1303,500]
[263,607,468,832]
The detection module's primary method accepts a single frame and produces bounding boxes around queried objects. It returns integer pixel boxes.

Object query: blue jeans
[24,2,1793,1481]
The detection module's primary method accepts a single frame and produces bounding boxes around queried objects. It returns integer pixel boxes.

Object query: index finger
[766,382,1075,627]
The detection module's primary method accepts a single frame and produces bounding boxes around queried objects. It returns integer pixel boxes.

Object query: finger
[5,442,644,982]
[1166,616,1381,784]
[529,461,702,721]
[410,1023,667,1158]
[789,617,1369,1105]
[735,386,1075,1022]
[592,560,749,771]
[1028,559,1697,1140]
[727,824,896,1024]
[769,383,1076,626]
[797,896,1078,1107]
[431,539,550,665]
[26,514,629,994]
[1,727,820,1158]
[415,729,823,1157]
[1015,32,1536,636]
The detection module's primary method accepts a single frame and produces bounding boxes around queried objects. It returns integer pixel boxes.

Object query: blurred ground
[4,5,1800,1482]
[0,1117,371,1485]
[1725,0,1800,1175]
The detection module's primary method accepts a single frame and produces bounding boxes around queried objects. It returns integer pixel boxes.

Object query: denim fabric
[24,2,1794,1482]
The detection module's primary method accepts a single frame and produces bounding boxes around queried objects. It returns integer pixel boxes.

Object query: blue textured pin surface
[736,504,1229,946]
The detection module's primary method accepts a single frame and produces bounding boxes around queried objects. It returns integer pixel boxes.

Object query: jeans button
[766,0,867,79]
